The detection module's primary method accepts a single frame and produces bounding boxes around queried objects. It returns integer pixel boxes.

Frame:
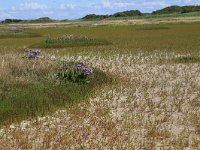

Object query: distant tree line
[1,5,200,23]
[153,5,200,14]
[1,17,54,24]
[82,5,200,20]
[1,19,23,24]
[82,10,142,20]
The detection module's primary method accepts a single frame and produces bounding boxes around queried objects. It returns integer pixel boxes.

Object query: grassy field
[0,22,200,149]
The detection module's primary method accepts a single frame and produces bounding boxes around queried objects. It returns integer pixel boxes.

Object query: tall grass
[0,54,112,126]
[0,22,200,149]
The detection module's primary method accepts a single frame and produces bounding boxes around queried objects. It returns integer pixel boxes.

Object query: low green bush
[30,35,111,48]
[58,62,93,83]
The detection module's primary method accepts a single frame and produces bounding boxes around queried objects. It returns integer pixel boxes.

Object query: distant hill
[82,10,142,20]
[153,5,200,14]
[82,14,109,20]
[82,5,200,20]
[1,17,54,24]
[1,19,23,24]
[33,17,54,22]
[112,10,142,17]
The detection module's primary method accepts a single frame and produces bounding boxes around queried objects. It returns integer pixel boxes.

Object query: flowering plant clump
[58,62,94,83]
[24,48,41,59]
[8,27,23,33]
[45,35,90,44]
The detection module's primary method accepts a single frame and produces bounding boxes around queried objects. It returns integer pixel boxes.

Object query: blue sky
[0,0,200,20]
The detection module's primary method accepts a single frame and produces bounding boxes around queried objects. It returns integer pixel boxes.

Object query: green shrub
[58,62,93,83]
[31,35,111,48]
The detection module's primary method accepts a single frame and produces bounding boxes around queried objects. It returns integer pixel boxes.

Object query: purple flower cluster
[84,67,92,75]
[59,62,94,83]
[76,62,93,76]
[76,62,84,70]
[25,49,41,59]
[9,27,23,33]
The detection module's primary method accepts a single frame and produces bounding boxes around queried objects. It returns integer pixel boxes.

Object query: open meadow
[0,21,200,149]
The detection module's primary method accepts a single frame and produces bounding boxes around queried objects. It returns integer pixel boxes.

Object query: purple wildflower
[84,67,93,75]
[24,49,41,58]
[76,62,84,70]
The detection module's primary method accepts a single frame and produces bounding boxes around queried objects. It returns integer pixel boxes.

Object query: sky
[0,0,200,20]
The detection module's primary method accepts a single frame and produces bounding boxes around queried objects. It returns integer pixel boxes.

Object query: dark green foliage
[82,14,109,20]
[181,6,200,13]
[29,17,54,23]
[172,56,200,63]
[81,6,200,20]
[82,10,142,20]
[1,19,23,24]
[153,5,200,14]
[112,10,142,17]
[1,17,54,24]
[58,62,93,83]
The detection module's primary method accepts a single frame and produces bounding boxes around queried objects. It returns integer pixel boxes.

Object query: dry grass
[0,53,56,88]
[2,16,200,29]
[0,51,199,149]
[0,22,200,149]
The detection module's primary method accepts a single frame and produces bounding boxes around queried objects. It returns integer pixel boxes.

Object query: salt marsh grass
[30,34,111,48]
[172,56,200,63]
[0,29,41,39]
[0,53,110,126]
[0,22,200,149]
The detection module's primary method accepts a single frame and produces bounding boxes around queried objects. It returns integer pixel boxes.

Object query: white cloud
[9,2,54,19]
[174,0,200,4]
[101,0,136,8]
[17,3,47,10]
[59,4,75,10]
[140,1,170,9]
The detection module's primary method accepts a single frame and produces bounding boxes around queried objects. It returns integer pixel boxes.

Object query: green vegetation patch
[30,35,111,48]
[153,5,200,14]
[0,30,41,39]
[136,25,170,31]
[0,58,112,126]
[172,56,200,63]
